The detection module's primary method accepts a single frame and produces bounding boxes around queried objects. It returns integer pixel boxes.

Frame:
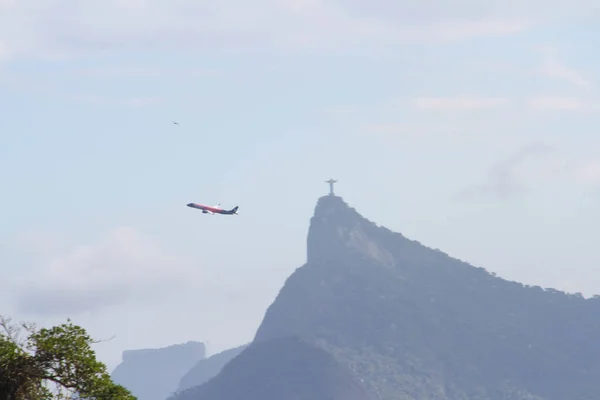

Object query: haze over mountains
[110,342,247,400]
[113,194,600,400]
[111,341,206,400]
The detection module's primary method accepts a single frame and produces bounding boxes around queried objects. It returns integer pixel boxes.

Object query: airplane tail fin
[230,206,239,215]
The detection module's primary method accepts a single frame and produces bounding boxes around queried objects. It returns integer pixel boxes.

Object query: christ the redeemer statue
[325,179,337,196]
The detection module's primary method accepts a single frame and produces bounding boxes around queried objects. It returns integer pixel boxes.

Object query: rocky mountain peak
[307,195,396,268]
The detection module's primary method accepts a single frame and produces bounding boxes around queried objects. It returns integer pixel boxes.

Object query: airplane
[186,202,239,215]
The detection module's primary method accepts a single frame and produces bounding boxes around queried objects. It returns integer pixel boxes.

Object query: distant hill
[111,341,205,400]
[170,336,373,400]
[170,195,600,399]
[177,344,248,392]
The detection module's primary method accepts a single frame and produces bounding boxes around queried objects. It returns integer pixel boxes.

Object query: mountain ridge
[177,344,248,392]
[111,341,205,400]
[173,194,600,400]
[171,336,373,400]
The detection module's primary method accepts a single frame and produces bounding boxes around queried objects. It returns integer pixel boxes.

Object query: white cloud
[526,96,600,111]
[414,96,511,111]
[0,40,9,61]
[325,0,598,22]
[418,19,532,41]
[536,46,592,90]
[74,95,161,107]
[364,124,423,136]
[362,121,483,138]
[75,65,221,79]
[0,0,572,61]
[572,160,600,185]
[8,227,198,316]
[458,143,600,200]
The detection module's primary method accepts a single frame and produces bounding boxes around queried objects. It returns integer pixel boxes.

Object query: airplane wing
[202,204,216,214]
[201,205,215,215]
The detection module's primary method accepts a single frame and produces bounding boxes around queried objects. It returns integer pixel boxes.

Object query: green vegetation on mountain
[252,195,600,399]
[171,336,373,400]
[0,316,135,400]
[172,195,600,400]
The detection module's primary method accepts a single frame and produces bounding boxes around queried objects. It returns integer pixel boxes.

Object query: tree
[0,315,136,400]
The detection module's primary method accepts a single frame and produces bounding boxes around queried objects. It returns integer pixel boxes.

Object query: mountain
[177,344,248,392]
[172,194,600,400]
[171,336,373,400]
[111,341,205,400]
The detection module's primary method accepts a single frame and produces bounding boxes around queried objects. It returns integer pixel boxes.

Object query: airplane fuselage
[187,203,238,215]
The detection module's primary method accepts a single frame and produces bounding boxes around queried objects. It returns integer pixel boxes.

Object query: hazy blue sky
[1,0,600,370]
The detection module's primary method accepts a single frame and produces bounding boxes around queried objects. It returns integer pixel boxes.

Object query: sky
[1,0,600,371]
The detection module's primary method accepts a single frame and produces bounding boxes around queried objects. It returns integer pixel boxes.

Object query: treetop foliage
[0,315,136,400]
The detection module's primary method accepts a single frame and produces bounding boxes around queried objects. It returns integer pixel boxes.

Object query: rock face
[177,345,248,392]
[111,341,205,400]
[173,195,600,400]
